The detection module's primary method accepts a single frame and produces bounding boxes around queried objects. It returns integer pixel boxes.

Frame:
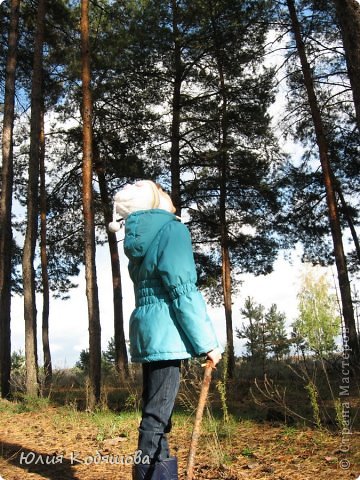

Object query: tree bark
[221,226,235,379]
[94,148,129,381]
[39,105,52,389]
[333,0,360,133]
[170,0,182,216]
[219,136,235,378]
[335,183,360,265]
[210,5,235,379]
[23,0,47,397]
[81,0,102,410]
[0,0,20,399]
[286,0,360,366]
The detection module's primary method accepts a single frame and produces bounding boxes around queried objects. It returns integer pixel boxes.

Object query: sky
[9,238,334,369]
[8,139,356,370]
[5,6,360,369]
[7,60,351,370]
[9,136,356,369]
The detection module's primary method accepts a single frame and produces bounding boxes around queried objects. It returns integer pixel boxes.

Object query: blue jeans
[138,360,181,462]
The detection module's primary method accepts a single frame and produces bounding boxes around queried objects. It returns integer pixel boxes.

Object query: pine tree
[332,0,360,133]
[265,304,290,361]
[39,102,52,388]
[236,297,266,362]
[23,0,47,397]
[181,0,282,377]
[0,0,20,398]
[80,0,101,409]
[94,146,129,380]
[284,0,360,366]
[275,1,359,273]
[237,298,290,364]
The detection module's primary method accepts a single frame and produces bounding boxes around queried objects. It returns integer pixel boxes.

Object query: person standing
[109,180,222,480]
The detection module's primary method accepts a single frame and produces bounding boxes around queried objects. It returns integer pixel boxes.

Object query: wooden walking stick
[186,359,214,480]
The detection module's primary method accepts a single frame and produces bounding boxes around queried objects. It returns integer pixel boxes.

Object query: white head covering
[108,180,164,232]
[158,190,175,212]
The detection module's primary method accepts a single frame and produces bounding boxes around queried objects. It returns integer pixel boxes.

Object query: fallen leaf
[324,456,337,463]
[103,436,128,447]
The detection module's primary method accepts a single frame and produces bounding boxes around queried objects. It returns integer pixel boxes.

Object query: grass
[1,359,359,479]
[0,395,359,479]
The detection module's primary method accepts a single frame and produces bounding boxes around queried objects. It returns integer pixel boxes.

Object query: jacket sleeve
[156,220,221,356]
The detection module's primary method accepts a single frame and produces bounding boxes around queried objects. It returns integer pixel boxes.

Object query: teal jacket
[124,209,220,363]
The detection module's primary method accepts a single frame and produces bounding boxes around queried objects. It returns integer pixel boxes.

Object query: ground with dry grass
[0,395,359,480]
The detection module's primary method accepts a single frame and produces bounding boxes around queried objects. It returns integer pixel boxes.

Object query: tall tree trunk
[286,0,360,367]
[335,183,360,265]
[81,0,102,410]
[210,6,235,379]
[94,148,129,381]
[220,220,235,379]
[0,0,20,399]
[219,131,235,379]
[23,0,46,397]
[170,0,182,215]
[333,0,360,133]
[39,105,52,389]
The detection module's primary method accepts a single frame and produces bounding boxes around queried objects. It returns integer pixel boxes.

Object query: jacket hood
[124,209,178,262]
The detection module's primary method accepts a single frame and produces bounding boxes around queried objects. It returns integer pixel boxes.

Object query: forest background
[0,0,360,413]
